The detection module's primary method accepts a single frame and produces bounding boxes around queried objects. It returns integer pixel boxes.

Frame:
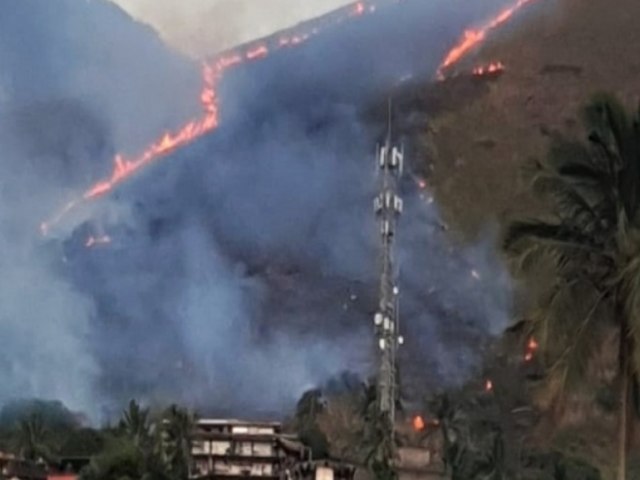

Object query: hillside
[408,0,640,236]
[0,0,199,417]
[382,0,640,477]
[0,0,200,185]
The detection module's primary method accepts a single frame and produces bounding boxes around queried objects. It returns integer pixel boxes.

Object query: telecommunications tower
[373,107,404,433]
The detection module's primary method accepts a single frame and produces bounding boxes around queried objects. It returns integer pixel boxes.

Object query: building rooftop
[196,419,282,427]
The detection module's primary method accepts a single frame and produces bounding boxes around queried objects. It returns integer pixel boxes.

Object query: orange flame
[484,379,494,392]
[524,336,539,362]
[42,0,536,233]
[472,61,505,76]
[413,415,425,431]
[41,1,380,234]
[437,0,539,78]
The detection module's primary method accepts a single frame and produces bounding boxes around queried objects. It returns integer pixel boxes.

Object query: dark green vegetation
[0,399,104,462]
[0,400,193,480]
[504,94,640,480]
[418,93,640,480]
[421,93,640,480]
[80,400,195,480]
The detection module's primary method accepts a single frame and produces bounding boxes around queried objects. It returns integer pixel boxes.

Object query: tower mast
[373,101,404,444]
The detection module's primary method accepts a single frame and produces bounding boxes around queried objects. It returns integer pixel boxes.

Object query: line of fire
[0,0,551,479]
[40,0,534,236]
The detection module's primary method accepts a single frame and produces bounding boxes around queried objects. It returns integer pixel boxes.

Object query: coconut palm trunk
[618,308,632,480]
[618,344,629,480]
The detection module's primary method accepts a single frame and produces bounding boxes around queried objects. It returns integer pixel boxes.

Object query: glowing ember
[472,61,505,76]
[484,379,493,392]
[85,235,111,248]
[413,415,426,431]
[524,336,539,362]
[437,0,540,78]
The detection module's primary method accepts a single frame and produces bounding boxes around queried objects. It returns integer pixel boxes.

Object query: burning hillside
[0,0,541,417]
[40,1,376,235]
[42,0,541,235]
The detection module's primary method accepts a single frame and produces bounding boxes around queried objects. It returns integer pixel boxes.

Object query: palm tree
[80,435,146,480]
[82,401,184,480]
[119,400,152,448]
[358,382,396,480]
[430,391,505,480]
[504,93,640,480]
[296,389,325,426]
[161,404,195,479]
[14,413,55,463]
[294,389,330,460]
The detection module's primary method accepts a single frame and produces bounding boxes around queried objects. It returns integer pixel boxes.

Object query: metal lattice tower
[373,111,404,431]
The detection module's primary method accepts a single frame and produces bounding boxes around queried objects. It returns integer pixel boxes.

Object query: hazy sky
[111,0,353,58]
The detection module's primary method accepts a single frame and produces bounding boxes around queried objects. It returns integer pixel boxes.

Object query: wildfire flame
[484,379,494,392]
[472,61,505,76]
[42,0,537,233]
[41,1,372,234]
[436,0,539,79]
[413,415,425,431]
[524,336,539,362]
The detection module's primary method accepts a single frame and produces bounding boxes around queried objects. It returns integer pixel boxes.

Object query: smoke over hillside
[0,0,521,420]
[112,0,354,58]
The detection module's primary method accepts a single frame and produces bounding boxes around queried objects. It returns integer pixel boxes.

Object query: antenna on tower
[372,97,403,471]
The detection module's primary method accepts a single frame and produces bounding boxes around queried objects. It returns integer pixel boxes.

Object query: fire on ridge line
[39,0,377,235]
[40,0,541,235]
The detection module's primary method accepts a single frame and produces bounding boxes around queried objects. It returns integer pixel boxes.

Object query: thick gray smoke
[112,0,354,58]
[0,0,523,420]
[0,0,199,418]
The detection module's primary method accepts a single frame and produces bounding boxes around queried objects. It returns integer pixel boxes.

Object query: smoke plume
[0,0,521,420]
[111,0,354,58]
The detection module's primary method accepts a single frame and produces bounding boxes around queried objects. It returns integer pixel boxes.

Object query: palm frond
[548,136,610,183]
[532,172,602,230]
[584,93,630,156]
[530,283,610,408]
[585,94,640,221]
[506,94,640,442]
[504,220,607,274]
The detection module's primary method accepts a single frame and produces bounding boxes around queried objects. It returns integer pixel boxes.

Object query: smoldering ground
[2,0,518,420]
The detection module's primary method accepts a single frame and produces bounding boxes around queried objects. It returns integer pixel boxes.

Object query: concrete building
[190,419,355,480]
[190,419,307,479]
